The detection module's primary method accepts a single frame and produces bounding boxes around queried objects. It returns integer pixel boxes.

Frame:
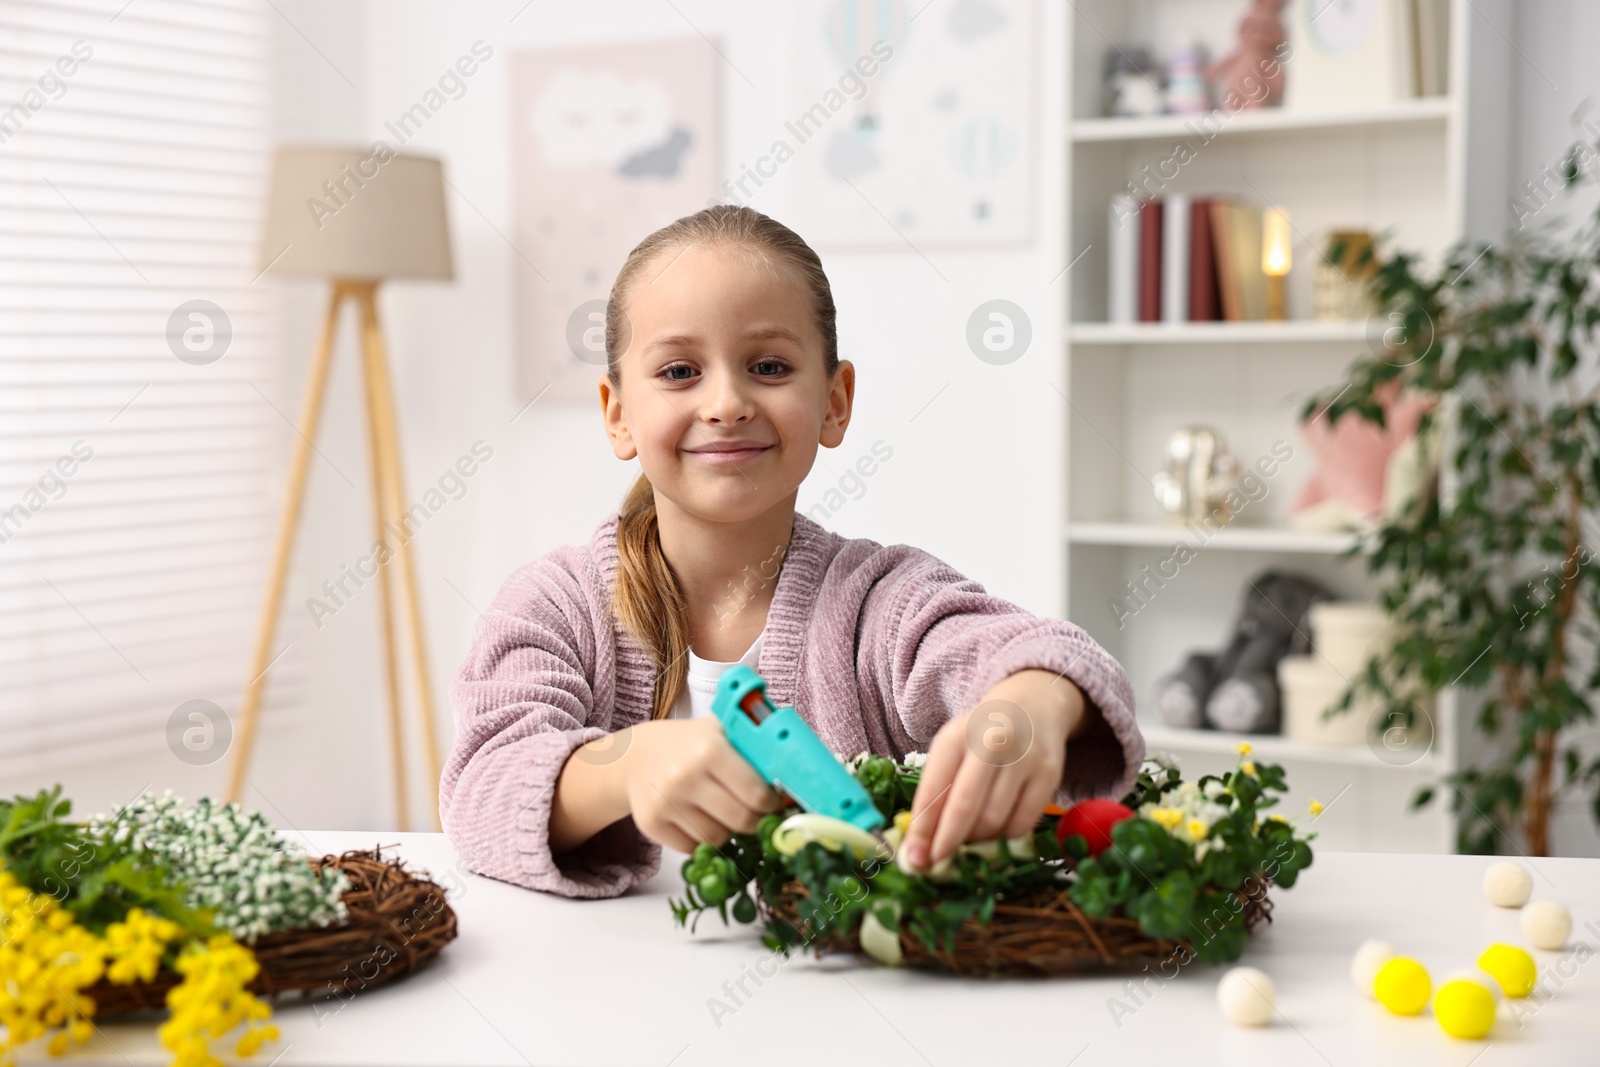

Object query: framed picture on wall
[510,38,723,404]
[786,0,1038,249]
[1283,0,1416,110]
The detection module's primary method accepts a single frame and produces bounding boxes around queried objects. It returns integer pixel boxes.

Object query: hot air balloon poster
[788,0,1037,248]
[511,38,722,404]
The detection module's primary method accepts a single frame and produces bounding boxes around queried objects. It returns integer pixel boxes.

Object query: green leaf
[1129,869,1196,940]
[1108,818,1172,873]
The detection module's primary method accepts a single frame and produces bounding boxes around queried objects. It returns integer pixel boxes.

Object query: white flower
[86,789,350,943]
[1202,779,1227,800]
[902,751,929,769]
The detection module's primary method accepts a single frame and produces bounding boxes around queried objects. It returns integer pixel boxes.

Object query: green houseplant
[1304,145,1600,855]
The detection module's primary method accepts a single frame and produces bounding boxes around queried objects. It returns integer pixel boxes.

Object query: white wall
[1505,0,1600,857]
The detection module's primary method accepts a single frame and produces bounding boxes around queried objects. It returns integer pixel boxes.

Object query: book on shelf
[1137,198,1164,322]
[1109,194,1265,324]
[1413,0,1450,97]
[1210,199,1266,322]
[1188,197,1220,322]
[1108,194,1140,324]
[1161,193,1189,323]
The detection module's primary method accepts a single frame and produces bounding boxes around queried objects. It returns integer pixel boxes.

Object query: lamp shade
[258,145,454,281]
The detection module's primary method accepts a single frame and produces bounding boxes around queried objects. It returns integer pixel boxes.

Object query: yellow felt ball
[1374,956,1431,1016]
[1435,979,1496,1040]
[1477,944,1537,998]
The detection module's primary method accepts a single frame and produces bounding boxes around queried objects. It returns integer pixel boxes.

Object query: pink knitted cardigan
[439,510,1143,899]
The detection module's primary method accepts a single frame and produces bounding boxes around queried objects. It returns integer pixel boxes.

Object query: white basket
[1308,601,1391,677]
[1277,654,1373,746]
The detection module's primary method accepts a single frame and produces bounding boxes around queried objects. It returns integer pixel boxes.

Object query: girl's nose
[701,366,754,423]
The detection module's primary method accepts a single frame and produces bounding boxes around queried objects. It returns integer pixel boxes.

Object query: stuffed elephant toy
[1155,570,1333,734]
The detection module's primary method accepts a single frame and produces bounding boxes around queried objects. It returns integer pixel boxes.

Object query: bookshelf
[1060,0,1512,853]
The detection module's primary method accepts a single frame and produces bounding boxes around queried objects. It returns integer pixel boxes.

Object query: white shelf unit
[1060,0,1511,853]
[1141,725,1437,772]
[1070,95,1455,143]
[1070,321,1367,344]
[1068,521,1363,555]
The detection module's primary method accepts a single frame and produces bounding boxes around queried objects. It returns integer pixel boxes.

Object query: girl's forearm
[549,729,635,854]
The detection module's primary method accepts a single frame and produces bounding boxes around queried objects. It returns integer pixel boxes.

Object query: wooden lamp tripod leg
[226,282,346,806]
[358,286,445,831]
[354,281,411,831]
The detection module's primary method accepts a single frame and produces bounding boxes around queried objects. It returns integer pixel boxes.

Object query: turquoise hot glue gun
[710,664,886,835]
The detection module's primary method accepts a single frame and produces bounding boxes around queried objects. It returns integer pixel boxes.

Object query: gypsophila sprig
[88,791,350,944]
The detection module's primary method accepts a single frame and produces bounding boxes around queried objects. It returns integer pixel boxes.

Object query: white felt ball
[1350,940,1395,997]
[1483,861,1533,908]
[1521,900,1572,951]
[1217,966,1276,1027]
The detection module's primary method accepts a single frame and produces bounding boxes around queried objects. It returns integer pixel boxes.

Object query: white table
[45,831,1600,1066]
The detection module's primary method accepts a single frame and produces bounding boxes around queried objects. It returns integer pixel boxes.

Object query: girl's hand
[621,717,787,854]
[899,669,1092,872]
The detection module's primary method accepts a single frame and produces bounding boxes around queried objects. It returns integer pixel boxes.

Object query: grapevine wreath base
[673,749,1315,978]
[761,874,1275,978]
[82,848,458,1016]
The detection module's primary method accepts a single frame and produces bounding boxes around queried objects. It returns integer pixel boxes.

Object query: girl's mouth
[685,445,773,465]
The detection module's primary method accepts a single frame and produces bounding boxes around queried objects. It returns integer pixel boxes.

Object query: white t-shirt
[669,628,766,720]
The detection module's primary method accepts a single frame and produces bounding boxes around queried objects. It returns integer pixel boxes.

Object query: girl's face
[600,242,854,525]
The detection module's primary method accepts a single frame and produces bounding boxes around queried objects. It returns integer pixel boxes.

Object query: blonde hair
[605,205,839,719]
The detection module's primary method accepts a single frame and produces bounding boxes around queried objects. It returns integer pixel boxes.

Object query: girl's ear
[599,373,639,460]
[819,359,855,448]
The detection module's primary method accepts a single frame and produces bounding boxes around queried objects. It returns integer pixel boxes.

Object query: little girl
[439,205,1142,899]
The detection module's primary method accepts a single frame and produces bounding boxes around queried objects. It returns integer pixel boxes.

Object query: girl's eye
[658,360,790,382]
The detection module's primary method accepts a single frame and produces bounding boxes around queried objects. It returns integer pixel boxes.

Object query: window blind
[0,0,308,769]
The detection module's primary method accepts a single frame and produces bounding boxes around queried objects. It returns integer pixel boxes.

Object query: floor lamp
[227,146,454,831]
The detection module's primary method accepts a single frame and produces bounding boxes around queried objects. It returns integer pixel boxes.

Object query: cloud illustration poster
[512,39,721,403]
[789,0,1037,249]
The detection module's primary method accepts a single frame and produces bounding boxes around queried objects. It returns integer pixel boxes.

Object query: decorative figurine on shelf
[1313,230,1379,320]
[1152,425,1245,524]
[1291,378,1439,533]
[1154,570,1333,734]
[1208,0,1288,110]
[1163,44,1212,115]
[1103,47,1162,118]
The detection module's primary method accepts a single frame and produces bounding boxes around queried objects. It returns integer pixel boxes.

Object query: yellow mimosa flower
[1149,807,1184,831]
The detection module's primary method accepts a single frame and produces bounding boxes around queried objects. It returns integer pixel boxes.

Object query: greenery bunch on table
[670,744,1315,967]
[0,785,349,1067]
[1303,148,1600,856]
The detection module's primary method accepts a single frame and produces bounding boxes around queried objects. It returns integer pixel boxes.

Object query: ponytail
[612,470,690,719]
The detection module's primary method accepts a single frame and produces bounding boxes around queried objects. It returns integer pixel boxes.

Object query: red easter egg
[1054,798,1135,856]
